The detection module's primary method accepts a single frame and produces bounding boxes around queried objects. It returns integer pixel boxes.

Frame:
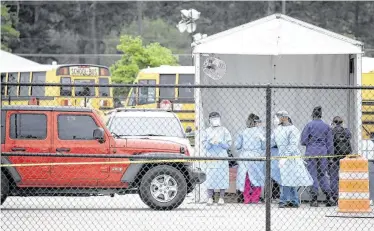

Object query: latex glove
[219,142,229,149]
[257,135,266,142]
[209,138,219,145]
[279,159,287,168]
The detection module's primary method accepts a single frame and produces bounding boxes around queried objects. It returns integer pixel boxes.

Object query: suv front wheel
[139,165,187,210]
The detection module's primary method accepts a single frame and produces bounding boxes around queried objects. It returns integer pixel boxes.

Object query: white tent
[192,13,367,202]
[0,50,41,71]
[193,13,362,55]
[192,14,365,201]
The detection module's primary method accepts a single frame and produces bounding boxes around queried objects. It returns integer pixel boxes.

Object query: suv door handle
[56,148,71,152]
[11,147,26,151]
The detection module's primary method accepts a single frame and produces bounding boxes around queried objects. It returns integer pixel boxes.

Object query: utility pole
[137,1,143,35]
[91,2,99,64]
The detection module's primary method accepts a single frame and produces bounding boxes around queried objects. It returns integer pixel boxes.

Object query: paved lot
[1,194,373,231]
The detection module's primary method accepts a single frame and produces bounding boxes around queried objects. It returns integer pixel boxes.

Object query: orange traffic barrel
[338,155,372,213]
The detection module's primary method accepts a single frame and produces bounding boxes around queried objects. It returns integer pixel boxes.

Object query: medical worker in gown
[235,114,266,204]
[202,112,232,205]
[272,111,313,208]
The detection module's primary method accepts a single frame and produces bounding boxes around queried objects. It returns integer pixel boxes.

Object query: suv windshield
[108,116,184,138]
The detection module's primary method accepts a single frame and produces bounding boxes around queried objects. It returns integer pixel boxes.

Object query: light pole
[176,9,206,65]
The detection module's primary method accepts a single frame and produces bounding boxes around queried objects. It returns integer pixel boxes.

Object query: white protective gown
[235,126,266,191]
[202,126,232,189]
[272,125,313,187]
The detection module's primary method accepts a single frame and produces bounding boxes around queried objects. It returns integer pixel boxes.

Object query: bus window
[19,72,30,96]
[1,73,6,96]
[127,87,137,106]
[7,72,18,96]
[138,80,156,105]
[31,72,46,96]
[178,74,194,102]
[75,79,95,96]
[99,78,109,97]
[159,74,176,101]
[60,77,72,96]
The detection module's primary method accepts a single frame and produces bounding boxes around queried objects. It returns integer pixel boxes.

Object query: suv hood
[113,137,184,154]
[140,136,194,156]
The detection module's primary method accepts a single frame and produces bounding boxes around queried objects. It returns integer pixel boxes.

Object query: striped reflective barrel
[338,156,372,213]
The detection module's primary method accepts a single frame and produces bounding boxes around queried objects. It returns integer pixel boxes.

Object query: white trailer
[192,14,364,203]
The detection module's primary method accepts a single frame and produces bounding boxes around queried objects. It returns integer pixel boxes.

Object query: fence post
[265,84,272,231]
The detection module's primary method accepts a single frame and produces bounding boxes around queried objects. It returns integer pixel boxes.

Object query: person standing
[301,106,335,207]
[271,115,282,200]
[202,112,232,205]
[235,113,266,204]
[273,111,313,208]
[330,116,352,204]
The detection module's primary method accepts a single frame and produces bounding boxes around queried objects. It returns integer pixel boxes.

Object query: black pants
[272,179,280,199]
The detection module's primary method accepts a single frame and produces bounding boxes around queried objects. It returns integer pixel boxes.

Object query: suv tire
[139,165,187,210]
[1,171,9,205]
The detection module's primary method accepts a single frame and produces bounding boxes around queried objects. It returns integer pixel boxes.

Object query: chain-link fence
[1,83,374,231]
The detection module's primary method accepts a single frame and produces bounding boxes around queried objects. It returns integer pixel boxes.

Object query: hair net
[246,113,261,128]
[209,112,221,119]
[332,116,343,125]
[312,106,322,118]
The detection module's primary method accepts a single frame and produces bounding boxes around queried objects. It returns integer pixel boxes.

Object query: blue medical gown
[202,126,232,189]
[235,127,266,191]
[272,125,313,187]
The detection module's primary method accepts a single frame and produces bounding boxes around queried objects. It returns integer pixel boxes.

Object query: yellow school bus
[1,64,114,113]
[362,57,374,139]
[124,65,195,132]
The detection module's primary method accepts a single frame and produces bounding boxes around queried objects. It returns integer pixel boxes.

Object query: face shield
[254,119,263,127]
[273,116,280,126]
[275,111,290,125]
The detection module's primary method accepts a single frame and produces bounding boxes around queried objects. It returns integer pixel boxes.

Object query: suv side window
[10,113,47,139]
[58,114,98,140]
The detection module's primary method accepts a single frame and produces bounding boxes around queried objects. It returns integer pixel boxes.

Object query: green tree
[110,35,178,84]
[104,17,192,66]
[1,3,20,52]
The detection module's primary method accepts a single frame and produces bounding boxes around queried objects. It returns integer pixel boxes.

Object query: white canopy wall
[192,14,364,202]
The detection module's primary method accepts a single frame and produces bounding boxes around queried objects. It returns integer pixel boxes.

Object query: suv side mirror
[93,127,105,143]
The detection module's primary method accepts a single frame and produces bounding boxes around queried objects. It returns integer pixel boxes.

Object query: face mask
[273,117,280,126]
[210,118,221,127]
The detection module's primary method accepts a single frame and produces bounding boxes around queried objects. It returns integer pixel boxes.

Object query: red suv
[0,105,205,210]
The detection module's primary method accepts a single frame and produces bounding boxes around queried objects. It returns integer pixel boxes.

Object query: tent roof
[193,14,363,55]
[0,50,41,71]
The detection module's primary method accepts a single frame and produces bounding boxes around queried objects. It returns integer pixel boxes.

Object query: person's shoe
[310,201,319,207]
[325,199,337,207]
[285,202,293,207]
[207,198,213,206]
[218,198,225,205]
[290,203,300,208]
[278,203,286,208]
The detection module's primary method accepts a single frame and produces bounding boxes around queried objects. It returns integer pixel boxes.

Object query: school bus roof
[363,57,374,73]
[1,64,109,73]
[140,65,194,74]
